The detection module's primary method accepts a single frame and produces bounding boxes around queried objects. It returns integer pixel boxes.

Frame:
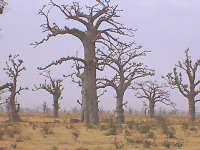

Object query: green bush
[16,137,24,142]
[138,124,150,134]
[0,130,4,140]
[11,143,17,149]
[125,137,135,143]
[105,119,122,136]
[181,122,189,131]
[86,123,93,129]
[41,126,53,136]
[124,129,131,137]
[112,137,124,149]
[143,140,153,148]
[100,125,108,131]
[155,116,167,127]
[163,126,176,138]
[172,141,183,147]
[189,127,198,132]
[126,121,135,130]
[147,132,156,138]
[162,141,171,148]
[52,146,58,150]
[72,129,79,141]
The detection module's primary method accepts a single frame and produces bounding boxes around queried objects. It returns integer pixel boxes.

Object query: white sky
[1,0,200,112]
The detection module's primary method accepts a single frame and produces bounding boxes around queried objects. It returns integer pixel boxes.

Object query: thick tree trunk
[188,99,195,122]
[115,94,125,123]
[53,96,59,118]
[81,87,89,122]
[9,91,21,122]
[149,101,155,118]
[82,40,99,125]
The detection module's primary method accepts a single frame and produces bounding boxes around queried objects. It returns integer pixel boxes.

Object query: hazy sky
[1,0,200,112]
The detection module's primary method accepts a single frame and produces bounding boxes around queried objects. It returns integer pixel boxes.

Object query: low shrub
[162,141,171,148]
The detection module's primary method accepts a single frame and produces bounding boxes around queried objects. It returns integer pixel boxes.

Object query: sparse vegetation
[0,113,199,149]
[1,0,200,150]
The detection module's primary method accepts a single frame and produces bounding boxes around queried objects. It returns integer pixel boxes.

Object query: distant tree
[42,102,48,114]
[33,0,134,125]
[33,70,64,118]
[133,80,175,118]
[142,102,148,116]
[164,49,200,122]
[97,44,154,123]
[3,54,28,121]
[0,0,7,14]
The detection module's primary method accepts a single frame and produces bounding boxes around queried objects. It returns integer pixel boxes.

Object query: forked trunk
[188,99,195,122]
[115,94,124,123]
[82,40,99,125]
[149,101,155,118]
[53,96,59,118]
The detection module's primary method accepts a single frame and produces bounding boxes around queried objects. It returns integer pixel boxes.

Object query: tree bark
[53,96,59,118]
[9,85,21,122]
[81,87,89,122]
[188,98,195,122]
[115,93,125,123]
[149,101,155,118]
[82,39,99,125]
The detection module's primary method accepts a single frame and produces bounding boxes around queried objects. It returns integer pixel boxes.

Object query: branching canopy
[32,0,135,49]
[96,44,154,92]
[133,80,175,108]
[3,54,28,94]
[163,49,200,102]
[33,70,64,100]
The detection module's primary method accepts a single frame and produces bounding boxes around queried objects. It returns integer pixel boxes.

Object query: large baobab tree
[97,44,154,123]
[3,54,27,121]
[33,0,134,124]
[65,60,107,122]
[164,49,200,122]
[133,80,175,118]
[33,70,64,118]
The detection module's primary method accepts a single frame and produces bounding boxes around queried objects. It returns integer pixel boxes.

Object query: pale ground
[0,112,200,150]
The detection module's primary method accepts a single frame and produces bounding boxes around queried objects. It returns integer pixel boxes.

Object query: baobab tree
[164,49,200,122]
[3,54,27,121]
[33,70,64,118]
[33,0,134,124]
[65,60,107,122]
[0,83,10,104]
[133,80,175,118]
[0,0,7,14]
[97,44,154,123]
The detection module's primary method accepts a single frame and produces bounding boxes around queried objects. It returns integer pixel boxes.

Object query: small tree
[164,49,200,122]
[42,102,49,114]
[33,70,64,118]
[133,80,175,118]
[3,54,27,121]
[0,0,7,14]
[97,44,154,123]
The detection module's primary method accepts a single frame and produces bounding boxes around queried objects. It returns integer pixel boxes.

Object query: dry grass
[0,112,200,150]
